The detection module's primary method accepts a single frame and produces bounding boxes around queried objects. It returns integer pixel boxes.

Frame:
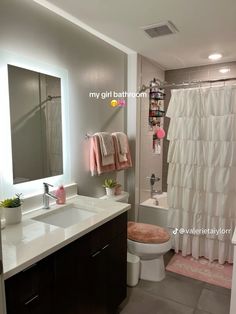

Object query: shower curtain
[167,85,236,264]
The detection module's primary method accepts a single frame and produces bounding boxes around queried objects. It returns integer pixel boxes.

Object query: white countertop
[2,195,130,280]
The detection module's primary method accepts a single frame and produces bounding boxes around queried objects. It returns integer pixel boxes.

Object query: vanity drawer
[5,263,40,309]
[5,257,54,314]
[89,212,127,255]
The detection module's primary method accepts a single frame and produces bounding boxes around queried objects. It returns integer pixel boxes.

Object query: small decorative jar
[115,184,122,196]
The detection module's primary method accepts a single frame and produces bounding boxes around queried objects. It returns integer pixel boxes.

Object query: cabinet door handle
[91,244,110,257]
[91,250,101,258]
[24,294,39,306]
[101,244,109,251]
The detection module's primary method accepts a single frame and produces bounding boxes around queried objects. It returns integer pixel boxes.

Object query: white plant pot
[4,206,22,225]
[105,187,115,196]
[0,209,5,229]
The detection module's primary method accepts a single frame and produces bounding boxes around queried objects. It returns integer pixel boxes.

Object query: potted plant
[0,193,23,225]
[102,179,117,196]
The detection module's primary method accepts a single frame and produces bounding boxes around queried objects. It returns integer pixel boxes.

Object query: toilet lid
[127,221,170,244]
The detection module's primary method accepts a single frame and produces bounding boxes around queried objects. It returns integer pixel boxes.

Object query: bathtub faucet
[147,174,161,199]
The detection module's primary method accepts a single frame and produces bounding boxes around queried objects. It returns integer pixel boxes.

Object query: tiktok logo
[172,228,178,235]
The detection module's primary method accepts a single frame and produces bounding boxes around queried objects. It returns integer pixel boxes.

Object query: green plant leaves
[102,178,117,188]
[0,193,22,208]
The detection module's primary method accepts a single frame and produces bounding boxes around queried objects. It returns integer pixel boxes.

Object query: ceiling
[46,0,236,70]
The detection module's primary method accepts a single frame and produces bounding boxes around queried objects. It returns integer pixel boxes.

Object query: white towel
[112,136,127,162]
[95,132,115,166]
[113,132,128,155]
[96,132,114,156]
[101,154,114,166]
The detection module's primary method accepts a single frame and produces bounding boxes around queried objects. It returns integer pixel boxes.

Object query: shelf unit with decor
[148,79,165,154]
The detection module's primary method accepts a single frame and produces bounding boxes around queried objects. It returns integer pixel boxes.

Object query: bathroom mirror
[8,65,63,184]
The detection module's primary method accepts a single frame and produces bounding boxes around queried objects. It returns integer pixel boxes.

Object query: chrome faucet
[43,182,58,209]
[147,174,161,198]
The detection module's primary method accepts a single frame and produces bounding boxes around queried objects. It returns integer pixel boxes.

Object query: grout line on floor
[129,283,197,311]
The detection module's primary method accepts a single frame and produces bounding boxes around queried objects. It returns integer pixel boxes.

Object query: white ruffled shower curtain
[167,85,236,264]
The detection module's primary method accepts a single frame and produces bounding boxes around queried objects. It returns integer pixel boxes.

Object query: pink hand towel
[90,135,116,176]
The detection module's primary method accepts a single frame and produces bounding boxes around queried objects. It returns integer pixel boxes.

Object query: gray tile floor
[119,251,231,314]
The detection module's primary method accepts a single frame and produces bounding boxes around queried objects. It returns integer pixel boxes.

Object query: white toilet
[100,192,171,282]
[127,223,171,282]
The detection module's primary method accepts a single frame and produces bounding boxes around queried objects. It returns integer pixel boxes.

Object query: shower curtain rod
[139,77,236,92]
[155,77,236,89]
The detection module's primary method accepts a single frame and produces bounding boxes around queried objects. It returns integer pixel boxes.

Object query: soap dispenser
[55,185,66,205]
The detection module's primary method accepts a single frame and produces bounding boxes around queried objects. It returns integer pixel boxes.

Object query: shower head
[39,95,61,106]
[47,95,61,101]
[138,78,165,93]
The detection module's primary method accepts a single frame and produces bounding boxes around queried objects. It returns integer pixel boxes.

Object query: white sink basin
[33,205,97,228]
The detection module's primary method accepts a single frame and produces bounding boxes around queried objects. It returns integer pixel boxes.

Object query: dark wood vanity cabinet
[5,212,127,314]
[88,231,127,314]
[5,257,54,314]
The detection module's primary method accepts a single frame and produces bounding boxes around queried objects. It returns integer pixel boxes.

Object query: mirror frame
[0,50,71,199]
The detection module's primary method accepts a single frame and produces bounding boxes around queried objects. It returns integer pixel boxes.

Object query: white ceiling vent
[142,21,179,38]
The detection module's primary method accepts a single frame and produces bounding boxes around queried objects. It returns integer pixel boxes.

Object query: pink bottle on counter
[55,185,66,205]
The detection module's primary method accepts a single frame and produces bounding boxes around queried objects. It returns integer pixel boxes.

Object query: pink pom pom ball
[156,127,165,139]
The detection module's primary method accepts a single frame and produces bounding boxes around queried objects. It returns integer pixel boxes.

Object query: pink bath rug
[166,253,232,289]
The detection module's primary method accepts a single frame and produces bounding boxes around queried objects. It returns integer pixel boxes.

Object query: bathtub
[138,192,168,228]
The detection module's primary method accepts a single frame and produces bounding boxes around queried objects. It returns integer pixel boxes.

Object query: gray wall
[163,61,236,190]
[137,55,165,203]
[0,0,127,197]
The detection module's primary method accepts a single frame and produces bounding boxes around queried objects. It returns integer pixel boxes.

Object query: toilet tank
[100,191,129,203]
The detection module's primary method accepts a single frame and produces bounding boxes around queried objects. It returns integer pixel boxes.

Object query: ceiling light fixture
[219,68,230,74]
[208,53,222,61]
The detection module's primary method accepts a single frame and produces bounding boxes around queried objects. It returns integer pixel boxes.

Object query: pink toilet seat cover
[127,221,170,244]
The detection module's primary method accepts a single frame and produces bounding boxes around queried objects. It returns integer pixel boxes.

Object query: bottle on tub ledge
[55,185,66,205]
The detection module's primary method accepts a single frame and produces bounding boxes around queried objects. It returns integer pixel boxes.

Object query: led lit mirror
[8,65,63,184]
